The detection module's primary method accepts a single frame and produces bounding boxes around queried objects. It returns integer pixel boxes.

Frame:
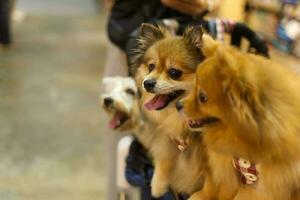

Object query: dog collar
[232,157,259,185]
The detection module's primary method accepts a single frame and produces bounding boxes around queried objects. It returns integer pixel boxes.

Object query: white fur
[101,76,137,112]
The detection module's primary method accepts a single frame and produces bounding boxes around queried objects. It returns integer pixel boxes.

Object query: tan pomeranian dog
[129,23,207,198]
[177,34,300,200]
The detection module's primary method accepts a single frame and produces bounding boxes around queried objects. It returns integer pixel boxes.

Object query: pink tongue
[145,95,168,110]
[108,114,121,129]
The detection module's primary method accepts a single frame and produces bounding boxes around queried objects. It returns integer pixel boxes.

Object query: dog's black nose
[143,79,156,91]
[176,101,183,111]
[104,97,114,107]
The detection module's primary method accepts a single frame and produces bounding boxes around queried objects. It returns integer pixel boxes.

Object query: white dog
[101,76,142,132]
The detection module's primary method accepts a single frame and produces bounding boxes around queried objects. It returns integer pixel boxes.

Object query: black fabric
[126,138,152,174]
[107,0,144,50]
[0,0,11,45]
[125,138,184,200]
[107,0,194,50]
[231,23,269,57]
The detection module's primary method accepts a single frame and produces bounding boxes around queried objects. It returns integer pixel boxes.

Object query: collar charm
[232,158,259,185]
[171,136,189,151]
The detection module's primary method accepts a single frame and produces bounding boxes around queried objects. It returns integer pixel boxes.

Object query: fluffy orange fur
[133,24,206,197]
[180,34,300,200]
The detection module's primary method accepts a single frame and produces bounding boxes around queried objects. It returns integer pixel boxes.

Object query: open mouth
[144,90,184,110]
[188,116,220,129]
[108,111,129,129]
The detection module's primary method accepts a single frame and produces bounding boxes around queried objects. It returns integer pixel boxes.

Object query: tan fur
[137,64,207,197]
[133,24,207,197]
[180,34,300,200]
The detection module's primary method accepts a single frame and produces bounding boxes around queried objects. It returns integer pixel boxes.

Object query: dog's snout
[144,79,156,92]
[104,97,114,107]
[176,101,183,111]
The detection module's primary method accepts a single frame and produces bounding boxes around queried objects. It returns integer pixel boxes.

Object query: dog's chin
[107,110,131,131]
[144,90,184,111]
[187,116,220,131]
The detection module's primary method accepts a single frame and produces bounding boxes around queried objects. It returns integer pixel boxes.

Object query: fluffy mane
[201,35,300,161]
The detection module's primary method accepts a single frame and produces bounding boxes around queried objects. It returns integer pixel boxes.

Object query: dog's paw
[151,174,169,198]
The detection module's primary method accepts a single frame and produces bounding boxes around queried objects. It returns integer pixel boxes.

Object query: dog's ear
[183,26,203,49]
[125,77,138,93]
[215,48,238,91]
[139,23,168,51]
[128,23,168,76]
[202,34,218,57]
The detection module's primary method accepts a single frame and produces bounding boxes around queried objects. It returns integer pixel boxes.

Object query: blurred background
[0,0,107,200]
[0,0,300,200]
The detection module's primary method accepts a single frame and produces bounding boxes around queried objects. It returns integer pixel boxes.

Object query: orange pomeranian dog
[130,23,207,198]
[177,34,300,200]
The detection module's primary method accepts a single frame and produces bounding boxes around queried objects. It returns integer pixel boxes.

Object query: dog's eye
[148,63,155,72]
[168,68,182,80]
[125,88,135,96]
[199,91,208,103]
